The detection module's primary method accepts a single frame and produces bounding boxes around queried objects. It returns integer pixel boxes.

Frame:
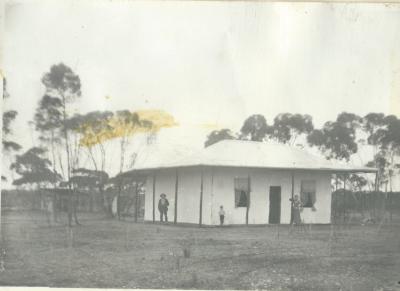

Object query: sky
[2,0,400,184]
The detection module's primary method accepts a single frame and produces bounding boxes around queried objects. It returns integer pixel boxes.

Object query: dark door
[269,186,281,224]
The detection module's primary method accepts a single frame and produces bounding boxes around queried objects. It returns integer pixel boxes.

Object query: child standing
[219,205,225,226]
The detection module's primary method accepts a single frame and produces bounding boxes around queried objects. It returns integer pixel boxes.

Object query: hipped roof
[124,140,377,174]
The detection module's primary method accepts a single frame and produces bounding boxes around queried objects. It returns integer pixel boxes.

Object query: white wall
[292,171,332,224]
[144,167,210,224]
[144,170,176,222]
[144,167,332,225]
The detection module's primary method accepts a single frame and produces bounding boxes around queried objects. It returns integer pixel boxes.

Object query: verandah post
[134,182,139,223]
[290,171,294,224]
[152,172,156,223]
[174,169,179,224]
[343,173,346,224]
[334,173,339,222]
[199,168,204,227]
[374,172,379,218]
[246,174,250,225]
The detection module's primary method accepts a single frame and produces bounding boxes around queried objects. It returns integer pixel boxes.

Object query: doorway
[269,186,281,224]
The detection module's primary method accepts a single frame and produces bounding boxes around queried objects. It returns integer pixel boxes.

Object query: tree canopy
[271,113,314,144]
[240,114,270,142]
[10,147,61,186]
[205,129,235,147]
[307,112,360,161]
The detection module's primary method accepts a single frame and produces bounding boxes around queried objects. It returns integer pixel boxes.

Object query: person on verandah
[158,193,169,223]
[290,194,303,225]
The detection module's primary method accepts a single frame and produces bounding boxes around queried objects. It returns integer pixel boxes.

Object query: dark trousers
[220,215,224,225]
[160,209,168,222]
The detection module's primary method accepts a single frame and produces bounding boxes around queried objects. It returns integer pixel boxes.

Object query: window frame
[300,180,316,208]
[234,177,250,208]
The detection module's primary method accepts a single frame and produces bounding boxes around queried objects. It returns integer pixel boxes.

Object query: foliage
[307,112,360,161]
[271,113,314,144]
[3,110,17,135]
[10,147,61,186]
[240,114,270,141]
[135,110,177,133]
[347,174,368,191]
[363,115,400,190]
[70,168,109,189]
[74,109,177,148]
[41,63,82,226]
[76,111,114,147]
[34,95,63,134]
[41,63,81,101]
[205,129,235,147]
[2,78,21,154]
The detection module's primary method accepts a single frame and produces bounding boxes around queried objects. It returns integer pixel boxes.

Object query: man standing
[289,195,303,225]
[158,193,169,222]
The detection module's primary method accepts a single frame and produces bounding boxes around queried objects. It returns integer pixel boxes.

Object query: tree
[307,112,360,161]
[41,63,81,226]
[110,110,142,173]
[77,111,114,172]
[109,172,146,221]
[70,168,109,212]
[135,109,177,145]
[368,115,400,191]
[205,129,235,147]
[239,114,270,141]
[348,174,368,192]
[363,113,386,149]
[34,95,64,178]
[271,113,314,145]
[10,147,61,187]
[2,78,22,182]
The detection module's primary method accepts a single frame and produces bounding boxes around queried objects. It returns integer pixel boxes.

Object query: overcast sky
[3,0,400,155]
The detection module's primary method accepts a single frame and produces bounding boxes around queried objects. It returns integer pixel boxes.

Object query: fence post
[343,174,346,224]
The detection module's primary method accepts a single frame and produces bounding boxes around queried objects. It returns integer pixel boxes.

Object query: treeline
[331,190,400,223]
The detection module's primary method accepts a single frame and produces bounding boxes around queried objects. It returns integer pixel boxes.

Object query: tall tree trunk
[57,151,66,180]
[134,183,139,223]
[120,138,126,173]
[61,95,73,227]
[87,147,98,171]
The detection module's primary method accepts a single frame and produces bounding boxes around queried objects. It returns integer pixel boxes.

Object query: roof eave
[123,164,378,175]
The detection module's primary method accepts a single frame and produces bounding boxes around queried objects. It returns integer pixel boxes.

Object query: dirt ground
[0,210,399,290]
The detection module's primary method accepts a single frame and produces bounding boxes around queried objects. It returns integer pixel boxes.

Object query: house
[122,140,377,225]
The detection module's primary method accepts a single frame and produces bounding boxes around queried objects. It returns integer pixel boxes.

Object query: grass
[0,210,399,290]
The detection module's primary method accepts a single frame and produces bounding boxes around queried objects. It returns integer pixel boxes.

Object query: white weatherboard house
[125,140,377,225]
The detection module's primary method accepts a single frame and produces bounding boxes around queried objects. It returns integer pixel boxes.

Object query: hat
[160,193,166,198]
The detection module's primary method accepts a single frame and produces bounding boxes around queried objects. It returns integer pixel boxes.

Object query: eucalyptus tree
[10,147,61,189]
[112,110,142,173]
[2,79,21,181]
[239,114,270,142]
[77,111,114,172]
[70,168,109,212]
[307,112,360,161]
[365,115,400,191]
[271,113,314,145]
[204,129,235,147]
[41,63,81,226]
[34,95,64,177]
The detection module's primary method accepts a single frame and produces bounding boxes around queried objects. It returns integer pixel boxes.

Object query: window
[301,180,316,208]
[234,177,250,207]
